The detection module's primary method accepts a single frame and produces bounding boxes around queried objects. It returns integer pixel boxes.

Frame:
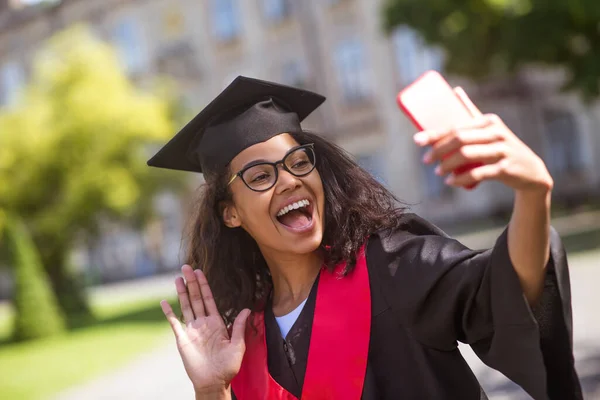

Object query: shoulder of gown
[365,212,583,400]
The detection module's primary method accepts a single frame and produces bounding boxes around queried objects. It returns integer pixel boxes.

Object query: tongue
[278,209,310,229]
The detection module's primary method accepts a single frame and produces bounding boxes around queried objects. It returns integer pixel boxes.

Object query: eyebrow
[239,145,303,171]
[240,159,269,170]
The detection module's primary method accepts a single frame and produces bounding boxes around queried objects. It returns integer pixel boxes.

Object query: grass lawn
[0,295,176,400]
[561,227,600,254]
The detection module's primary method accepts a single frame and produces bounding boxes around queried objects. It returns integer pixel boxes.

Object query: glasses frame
[227,143,316,192]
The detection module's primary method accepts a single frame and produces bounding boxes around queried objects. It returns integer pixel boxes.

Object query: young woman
[148,77,582,399]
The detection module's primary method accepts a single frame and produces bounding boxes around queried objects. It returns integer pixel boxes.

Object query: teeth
[277,199,310,217]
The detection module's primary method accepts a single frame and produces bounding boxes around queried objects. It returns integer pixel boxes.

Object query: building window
[544,109,583,177]
[162,9,186,39]
[334,38,372,104]
[263,0,293,22]
[357,152,386,184]
[391,26,444,86]
[212,0,241,42]
[156,41,201,80]
[281,60,307,88]
[113,16,147,74]
[0,60,25,107]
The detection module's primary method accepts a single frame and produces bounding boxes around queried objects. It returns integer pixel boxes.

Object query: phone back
[397,70,474,131]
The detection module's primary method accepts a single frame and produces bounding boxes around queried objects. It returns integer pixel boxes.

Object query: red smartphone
[397,70,482,190]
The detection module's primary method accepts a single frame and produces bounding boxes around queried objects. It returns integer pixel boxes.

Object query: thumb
[454,87,483,118]
[231,309,251,347]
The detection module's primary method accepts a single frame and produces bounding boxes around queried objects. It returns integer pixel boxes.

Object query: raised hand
[161,265,250,395]
[414,87,553,193]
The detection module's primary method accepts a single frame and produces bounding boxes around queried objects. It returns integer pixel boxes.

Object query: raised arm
[416,88,554,306]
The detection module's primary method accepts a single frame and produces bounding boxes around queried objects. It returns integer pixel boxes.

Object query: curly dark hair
[186,131,406,326]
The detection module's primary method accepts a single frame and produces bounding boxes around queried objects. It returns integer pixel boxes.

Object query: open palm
[161,265,250,392]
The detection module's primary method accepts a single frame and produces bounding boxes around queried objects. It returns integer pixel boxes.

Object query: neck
[260,247,323,316]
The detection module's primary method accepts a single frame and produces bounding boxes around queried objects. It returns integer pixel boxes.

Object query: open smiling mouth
[276,200,314,231]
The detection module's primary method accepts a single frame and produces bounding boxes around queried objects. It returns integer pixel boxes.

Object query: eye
[292,160,310,169]
[250,172,271,183]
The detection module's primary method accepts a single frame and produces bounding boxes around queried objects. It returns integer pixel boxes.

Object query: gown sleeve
[371,213,582,400]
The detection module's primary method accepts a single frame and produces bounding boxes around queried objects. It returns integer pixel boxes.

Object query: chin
[283,230,323,255]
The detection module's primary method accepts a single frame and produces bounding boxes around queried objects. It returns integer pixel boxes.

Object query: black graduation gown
[233,213,582,399]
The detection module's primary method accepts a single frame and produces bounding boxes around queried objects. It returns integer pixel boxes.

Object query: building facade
[1,0,599,283]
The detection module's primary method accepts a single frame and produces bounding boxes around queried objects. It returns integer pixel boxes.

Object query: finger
[454,87,483,118]
[161,300,186,341]
[413,130,442,147]
[434,143,506,176]
[175,276,195,324]
[424,128,502,164]
[182,264,206,318]
[195,269,219,317]
[413,116,492,148]
[446,163,503,187]
[231,309,251,348]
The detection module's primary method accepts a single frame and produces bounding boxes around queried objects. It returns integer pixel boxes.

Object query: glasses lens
[284,146,316,177]
[242,164,277,191]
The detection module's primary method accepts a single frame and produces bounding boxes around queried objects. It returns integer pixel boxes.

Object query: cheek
[238,201,282,247]
[313,173,326,224]
[236,194,273,228]
[311,172,325,203]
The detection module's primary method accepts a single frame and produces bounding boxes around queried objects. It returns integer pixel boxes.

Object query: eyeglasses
[228,144,316,192]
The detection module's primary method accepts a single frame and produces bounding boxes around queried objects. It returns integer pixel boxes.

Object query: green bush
[3,214,66,341]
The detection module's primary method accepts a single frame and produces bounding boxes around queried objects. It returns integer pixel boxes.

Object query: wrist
[520,159,554,195]
[194,384,230,400]
[515,164,553,197]
[515,184,552,205]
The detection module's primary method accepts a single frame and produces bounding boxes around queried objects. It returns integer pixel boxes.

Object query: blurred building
[1,0,599,282]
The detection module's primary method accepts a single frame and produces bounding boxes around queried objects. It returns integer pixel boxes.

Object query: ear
[222,202,242,228]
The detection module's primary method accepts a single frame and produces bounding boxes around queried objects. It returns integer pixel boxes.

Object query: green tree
[0,25,184,325]
[382,0,600,101]
[0,212,66,341]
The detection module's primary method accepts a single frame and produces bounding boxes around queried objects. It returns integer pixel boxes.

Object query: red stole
[231,246,371,399]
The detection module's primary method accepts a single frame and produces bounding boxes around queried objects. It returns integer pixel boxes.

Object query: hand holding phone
[397,70,483,190]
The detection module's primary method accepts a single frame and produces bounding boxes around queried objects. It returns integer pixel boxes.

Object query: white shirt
[274,297,308,339]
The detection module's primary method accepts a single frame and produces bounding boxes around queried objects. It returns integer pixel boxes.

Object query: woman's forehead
[229,133,299,170]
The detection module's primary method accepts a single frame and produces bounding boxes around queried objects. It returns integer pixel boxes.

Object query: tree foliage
[382,0,600,101]
[0,25,185,322]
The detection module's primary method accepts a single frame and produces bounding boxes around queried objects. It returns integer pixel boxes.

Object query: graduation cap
[147,76,326,175]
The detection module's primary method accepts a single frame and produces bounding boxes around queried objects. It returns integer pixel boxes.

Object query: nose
[274,164,301,194]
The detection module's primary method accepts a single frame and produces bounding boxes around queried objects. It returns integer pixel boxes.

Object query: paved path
[54,334,195,400]
[54,249,600,400]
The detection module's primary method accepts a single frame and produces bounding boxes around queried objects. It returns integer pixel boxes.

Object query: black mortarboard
[147,76,326,175]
